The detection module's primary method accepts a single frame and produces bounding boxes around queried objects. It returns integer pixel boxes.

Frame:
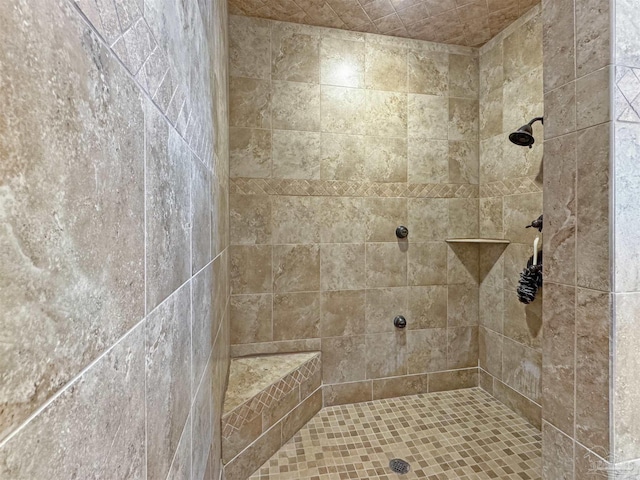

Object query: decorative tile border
[230,178,478,198]
[72,0,213,164]
[480,176,542,197]
[222,354,321,438]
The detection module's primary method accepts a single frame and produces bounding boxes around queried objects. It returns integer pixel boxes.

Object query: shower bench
[222,352,322,480]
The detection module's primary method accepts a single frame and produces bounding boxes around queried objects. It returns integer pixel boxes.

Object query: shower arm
[528,117,544,127]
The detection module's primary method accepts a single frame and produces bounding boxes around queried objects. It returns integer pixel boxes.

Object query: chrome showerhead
[509,117,543,149]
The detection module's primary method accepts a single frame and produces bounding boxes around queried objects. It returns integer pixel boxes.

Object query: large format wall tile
[575,0,610,78]
[320,133,366,180]
[272,23,320,83]
[0,0,145,441]
[146,283,192,480]
[321,85,367,135]
[230,77,271,128]
[229,16,271,79]
[273,244,320,292]
[542,422,574,480]
[576,288,610,457]
[407,49,449,96]
[230,294,273,344]
[576,124,610,291]
[192,360,213,480]
[543,133,576,286]
[321,290,366,337]
[542,283,575,436]
[320,243,366,290]
[2,0,230,476]
[320,37,365,88]
[193,263,214,395]
[0,325,146,478]
[272,81,321,131]
[365,287,408,333]
[192,155,213,273]
[145,101,192,311]
[272,130,321,180]
[542,0,575,92]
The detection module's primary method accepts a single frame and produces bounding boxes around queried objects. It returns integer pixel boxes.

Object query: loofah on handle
[516,252,543,304]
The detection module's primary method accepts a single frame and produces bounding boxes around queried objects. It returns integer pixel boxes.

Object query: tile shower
[225,7,548,478]
[1,0,639,479]
[228,15,481,405]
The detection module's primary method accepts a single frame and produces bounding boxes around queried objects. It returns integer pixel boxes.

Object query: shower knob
[395,226,409,238]
[393,315,407,329]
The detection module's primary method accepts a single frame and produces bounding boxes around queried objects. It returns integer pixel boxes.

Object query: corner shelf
[445,238,511,244]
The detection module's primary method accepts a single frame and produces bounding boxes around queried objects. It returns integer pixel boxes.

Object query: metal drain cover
[389,458,411,474]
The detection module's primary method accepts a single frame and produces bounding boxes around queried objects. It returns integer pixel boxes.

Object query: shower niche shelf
[445,238,511,244]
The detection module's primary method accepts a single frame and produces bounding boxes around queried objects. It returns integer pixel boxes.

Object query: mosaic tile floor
[249,388,541,480]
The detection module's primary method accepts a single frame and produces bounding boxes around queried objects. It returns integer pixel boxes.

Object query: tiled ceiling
[227,0,539,47]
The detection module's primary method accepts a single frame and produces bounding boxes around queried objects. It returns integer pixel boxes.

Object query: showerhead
[509,125,535,147]
[509,117,543,149]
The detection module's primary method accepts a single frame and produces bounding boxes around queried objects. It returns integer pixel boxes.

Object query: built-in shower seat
[222,352,322,480]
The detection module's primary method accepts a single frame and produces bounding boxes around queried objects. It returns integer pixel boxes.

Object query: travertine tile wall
[228,15,481,405]
[477,6,544,429]
[539,0,623,477]
[0,0,229,479]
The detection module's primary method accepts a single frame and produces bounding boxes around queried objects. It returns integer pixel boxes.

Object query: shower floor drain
[389,458,411,474]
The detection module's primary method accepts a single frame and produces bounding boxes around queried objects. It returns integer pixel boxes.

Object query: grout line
[572,66,578,477]
[0,315,147,449]
[143,89,149,479]
[164,405,191,480]
[609,0,617,461]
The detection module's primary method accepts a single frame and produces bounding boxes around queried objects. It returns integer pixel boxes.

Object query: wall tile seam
[480,65,544,91]
[483,328,542,354]
[192,345,215,413]
[228,182,479,198]
[148,257,219,319]
[492,374,543,408]
[320,369,481,403]
[542,74,577,96]
[482,371,543,408]
[164,400,195,480]
[212,301,228,359]
[66,0,213,169]
[229,287,463,296]
[231,124,468,138]
[542,419,576,462]
[228,193,478,199]
[0,312,148,449]
[231,241,459,247]
[367,366,477,379]
[542,413,577,440]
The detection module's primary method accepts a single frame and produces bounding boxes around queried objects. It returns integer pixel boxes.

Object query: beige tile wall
[0,0,230,479]
[228,15,482,403]
[477,6,544,429]
[539,0,615,476]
